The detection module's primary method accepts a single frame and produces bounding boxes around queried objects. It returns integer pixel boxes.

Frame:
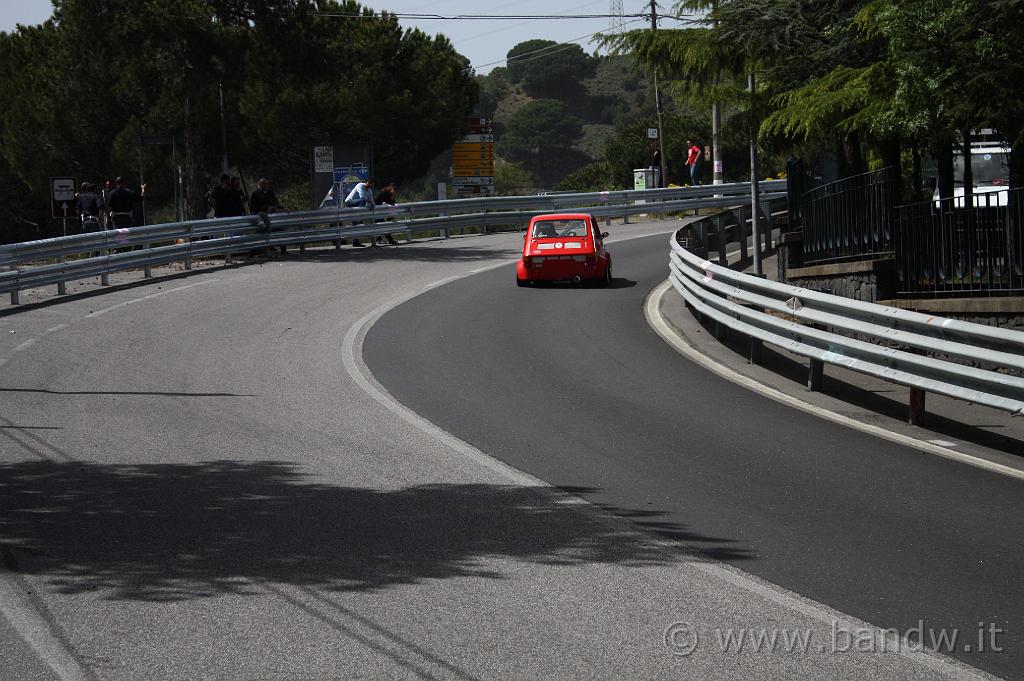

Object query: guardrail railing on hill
[2,181,784,304]
[669,227,1024,423]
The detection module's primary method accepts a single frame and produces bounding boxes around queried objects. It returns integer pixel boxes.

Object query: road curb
[645,279,1024,482]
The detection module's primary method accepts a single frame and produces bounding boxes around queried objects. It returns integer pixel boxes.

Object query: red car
[516,213,612,287]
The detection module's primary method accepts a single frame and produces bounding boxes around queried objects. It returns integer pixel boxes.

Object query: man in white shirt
[344,179,375,208]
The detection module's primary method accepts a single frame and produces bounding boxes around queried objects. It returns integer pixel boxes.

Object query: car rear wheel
[596,264,612,288]
[516,278,530,287]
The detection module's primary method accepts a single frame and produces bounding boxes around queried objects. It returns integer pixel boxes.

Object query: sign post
[51,176,75,221]
[51,177,74,296]
[453,116,496,199]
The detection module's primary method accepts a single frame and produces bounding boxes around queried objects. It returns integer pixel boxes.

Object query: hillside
[483,52,655,190]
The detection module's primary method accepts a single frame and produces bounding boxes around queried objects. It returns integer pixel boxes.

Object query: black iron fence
[784,158,821,231]
[894,188,1024,296]
[799,167,896,265]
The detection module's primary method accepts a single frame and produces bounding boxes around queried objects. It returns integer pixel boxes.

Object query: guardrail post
[57,255,66,295]
[909,387,926,425]
[185,224,193,270]
[716,214,728,267]
[807,358,823,391]
[749,337,763,365]
[144,243,153,277]
[741,297,764,365]
[9,265,19,304]
[441,209,448,239]
[100,236,111,286]
[736,206,748,263]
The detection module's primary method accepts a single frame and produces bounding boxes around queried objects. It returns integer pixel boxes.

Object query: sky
[0,0,656,74]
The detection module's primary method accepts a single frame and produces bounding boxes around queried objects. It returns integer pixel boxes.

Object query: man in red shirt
[686,140,702,186]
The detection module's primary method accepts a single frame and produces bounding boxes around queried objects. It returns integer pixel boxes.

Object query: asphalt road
[0,227,1013,680]
[365,232,1024,680]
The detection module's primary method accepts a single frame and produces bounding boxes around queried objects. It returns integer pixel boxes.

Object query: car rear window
[532,219,588,238]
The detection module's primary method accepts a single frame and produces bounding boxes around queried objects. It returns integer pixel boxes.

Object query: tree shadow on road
[0,459,746,603]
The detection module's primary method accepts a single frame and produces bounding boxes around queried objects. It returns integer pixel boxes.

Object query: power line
[317,12,647,20]
[466,16,647,71]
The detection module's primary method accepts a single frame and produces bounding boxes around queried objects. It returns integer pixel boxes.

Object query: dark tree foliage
[505,40,596,94]
[0,0,477,236]
[498,99,583,169]
[603,0,1024,194]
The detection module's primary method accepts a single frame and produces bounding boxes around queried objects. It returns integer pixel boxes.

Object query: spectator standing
[100,179,114,229]
[373,183,399,245]
[74,182,104,233]
[229,177,248,216]
[685,140,702,186]
[344,178,375,247]
[249,177,279,214]
[207,174,234,218]
[649,142,661,188]
[249,177,284,255]
[107,176,147,228]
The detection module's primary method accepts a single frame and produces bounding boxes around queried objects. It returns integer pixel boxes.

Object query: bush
[555,161,617,192]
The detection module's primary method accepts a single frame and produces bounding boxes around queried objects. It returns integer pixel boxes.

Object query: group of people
[207,175,281,218]
[73,177,147,232]
[343,178,399,247]
[647,139,705,187]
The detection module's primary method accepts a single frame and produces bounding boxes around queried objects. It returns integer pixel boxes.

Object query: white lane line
[45,324,69,334]
[930,439,960,448]
[342,240,997,681]
[84,279,219,318]
[0,574,90,681]
[11,339,37,353]
[646,280,1024,482]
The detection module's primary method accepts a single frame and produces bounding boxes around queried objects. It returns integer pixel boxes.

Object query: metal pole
[712,1,724,185]
[219,80,229,175]
[138,142,147,227]
[749,71,763,277]
[651,0,667,188]
[172,140,179,222]
[59,209,67,295]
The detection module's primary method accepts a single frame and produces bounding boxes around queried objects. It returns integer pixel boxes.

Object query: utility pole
[651,0,667,187]
[749,71,762,276]
[712,0,724,184]
[219,80,229,175]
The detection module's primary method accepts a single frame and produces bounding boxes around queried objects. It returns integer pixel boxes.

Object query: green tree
[554,161,616,192]
[493,160,535,195]
[506,40,596,94]
[498,99,583,168]
[0,0,478,238]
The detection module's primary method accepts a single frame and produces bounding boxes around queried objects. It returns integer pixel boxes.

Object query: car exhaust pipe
[572,275,583,284]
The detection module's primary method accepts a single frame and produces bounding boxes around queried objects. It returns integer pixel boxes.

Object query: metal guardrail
[669,228,1024,421]
[2,181,784,304]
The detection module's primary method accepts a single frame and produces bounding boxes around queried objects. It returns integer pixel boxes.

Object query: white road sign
[313,146,334,173]
[460,134,495,143]
[52,177,75,201]
[451,176,494,186]
[51,176,76,218]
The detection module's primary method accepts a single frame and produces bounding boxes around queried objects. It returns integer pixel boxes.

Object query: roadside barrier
[1,181,783,304]
[669,228,1024,421]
